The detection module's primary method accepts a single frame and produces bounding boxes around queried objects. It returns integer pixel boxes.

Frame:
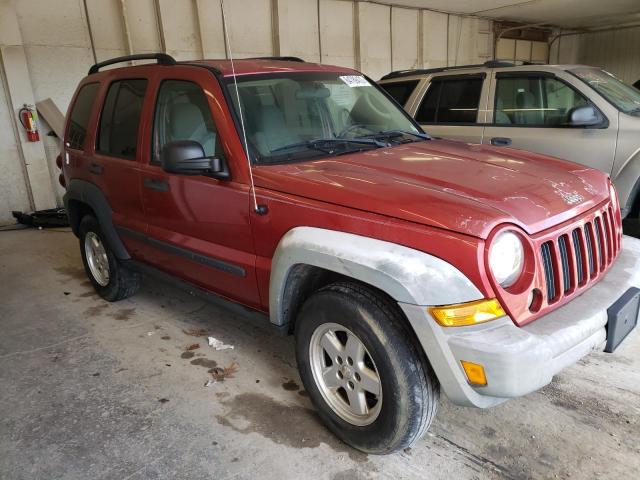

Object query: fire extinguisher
[18,104,40,142]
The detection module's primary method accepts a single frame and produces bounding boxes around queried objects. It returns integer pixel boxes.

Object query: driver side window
[494,76,588,126]
[152,80,224,165]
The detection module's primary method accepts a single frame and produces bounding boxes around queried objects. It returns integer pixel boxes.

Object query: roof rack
[248,56,306,62]
[88,53,176,75]
[380,60,539,81]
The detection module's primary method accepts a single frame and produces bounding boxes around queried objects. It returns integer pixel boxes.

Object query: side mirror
[569,105,603,127]
[161,140,225,176]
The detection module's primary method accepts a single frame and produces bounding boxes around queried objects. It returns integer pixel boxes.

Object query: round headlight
[489,231,524,288]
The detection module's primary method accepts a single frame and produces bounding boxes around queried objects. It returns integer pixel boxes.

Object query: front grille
[541,242,556,301]
[538,205,620,305]
[571,229,584,285]
[558,235,571,293]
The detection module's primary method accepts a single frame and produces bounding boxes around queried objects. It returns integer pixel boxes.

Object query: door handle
[88,163,104,174]
[143,178,169,192]
[490,137,512,146]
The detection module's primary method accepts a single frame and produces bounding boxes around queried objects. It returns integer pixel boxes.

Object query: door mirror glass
[161,140,224,175]
[569,105,603,127]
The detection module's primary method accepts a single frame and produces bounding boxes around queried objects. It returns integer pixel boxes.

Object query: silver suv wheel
[309,322,382,426]
[84,231,110,286]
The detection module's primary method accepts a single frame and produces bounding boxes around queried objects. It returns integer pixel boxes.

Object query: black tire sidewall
[79,216,122,301]
[295,284,434,453]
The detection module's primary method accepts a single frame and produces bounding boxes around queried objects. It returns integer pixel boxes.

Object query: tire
[295,281,439,454]
[79,215,140,302]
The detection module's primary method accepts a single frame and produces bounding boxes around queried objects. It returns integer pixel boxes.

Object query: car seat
[169,102,216,156]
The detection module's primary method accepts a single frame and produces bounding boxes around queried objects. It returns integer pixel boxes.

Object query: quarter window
[380,80,419,106]
[494,76,589,126]
[97,79,148,159]
[67,83,99,150]
[152,80,223,165]
[416,77,483,124]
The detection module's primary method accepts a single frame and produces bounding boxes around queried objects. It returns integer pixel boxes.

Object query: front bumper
[400,235,640,408]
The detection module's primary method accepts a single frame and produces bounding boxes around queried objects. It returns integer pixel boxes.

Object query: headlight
[489,231,524,288]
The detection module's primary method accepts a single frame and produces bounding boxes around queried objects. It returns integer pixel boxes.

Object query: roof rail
[248,56,306,62]
[380,63,485,81]
[88,53,176,75]
[380,60,543,81]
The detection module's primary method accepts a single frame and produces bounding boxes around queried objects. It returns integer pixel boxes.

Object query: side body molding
[269,227,483,326]
[63,179,131,260]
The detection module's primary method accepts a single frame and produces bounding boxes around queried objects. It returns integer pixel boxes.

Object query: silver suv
[379,62,640,219]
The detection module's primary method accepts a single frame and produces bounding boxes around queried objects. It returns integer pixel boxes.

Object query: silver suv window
[379,80,419,106]
[494,75,588,126]
[416,76,483,124]
[572,68,640,115]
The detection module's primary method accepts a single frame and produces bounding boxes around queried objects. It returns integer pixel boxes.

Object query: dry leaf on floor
[182,328,209,337]
[210,362,239,382]
[186,343,200,351]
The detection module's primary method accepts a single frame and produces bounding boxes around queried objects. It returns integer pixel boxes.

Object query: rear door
[137,67,261,309]
[411,72,488,143]
[90,77,149,255]
[482,70,618,173]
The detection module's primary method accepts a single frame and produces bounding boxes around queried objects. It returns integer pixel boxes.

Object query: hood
[253,139,610,239]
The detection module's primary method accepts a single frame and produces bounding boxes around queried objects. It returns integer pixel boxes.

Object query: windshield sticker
[339,76,371,88]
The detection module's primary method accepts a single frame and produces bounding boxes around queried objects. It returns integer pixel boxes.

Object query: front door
[482,72,618,174]
[138,69,261,309]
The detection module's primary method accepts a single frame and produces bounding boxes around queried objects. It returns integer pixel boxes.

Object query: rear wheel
[79,215,140,301]
[295,282,439,454]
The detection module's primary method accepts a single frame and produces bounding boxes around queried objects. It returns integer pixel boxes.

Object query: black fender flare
[63,179,131,260]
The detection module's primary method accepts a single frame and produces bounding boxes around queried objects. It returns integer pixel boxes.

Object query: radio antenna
[220,0,263,214]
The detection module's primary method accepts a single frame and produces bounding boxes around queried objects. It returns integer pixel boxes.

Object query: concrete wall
[0,0,493,224]
[552,26,640,84]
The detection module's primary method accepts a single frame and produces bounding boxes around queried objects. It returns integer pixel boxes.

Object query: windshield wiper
[270,137,387,155]
[358,129,430,142]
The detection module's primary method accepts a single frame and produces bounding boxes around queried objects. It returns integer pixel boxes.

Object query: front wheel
[295,282,439,454]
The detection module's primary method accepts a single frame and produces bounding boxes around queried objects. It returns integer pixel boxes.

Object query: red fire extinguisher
[19,104,40,142]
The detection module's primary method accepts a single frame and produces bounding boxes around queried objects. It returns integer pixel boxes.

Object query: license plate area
[605,287,640,353]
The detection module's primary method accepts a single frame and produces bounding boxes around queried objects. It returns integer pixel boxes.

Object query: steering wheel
[337,123,376,138]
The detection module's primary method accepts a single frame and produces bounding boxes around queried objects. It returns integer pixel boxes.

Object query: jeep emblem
[561,191,584,205]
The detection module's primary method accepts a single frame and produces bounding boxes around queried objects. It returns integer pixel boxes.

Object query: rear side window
[67,83,99,150]
[97,79,148,159]
[416,77,483,124]
[380,80,419,106]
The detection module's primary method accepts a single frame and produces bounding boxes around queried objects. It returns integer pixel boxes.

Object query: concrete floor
[1,229,639,480]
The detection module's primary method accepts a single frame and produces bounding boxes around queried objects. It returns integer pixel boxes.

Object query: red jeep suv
[60,53,640,454]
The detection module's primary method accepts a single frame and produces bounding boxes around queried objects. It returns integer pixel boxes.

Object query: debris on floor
[182,328,210,337]
[208,337,233,351]
[12,208,69,228]
[186,343,200,351]
[205,362,239,387]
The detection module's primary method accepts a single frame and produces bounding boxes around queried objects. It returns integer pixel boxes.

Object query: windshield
[571,67,640,114]
[225,72,423,163]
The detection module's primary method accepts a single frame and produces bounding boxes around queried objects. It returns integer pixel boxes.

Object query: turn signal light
[429,298,505,327]
[461,361,487,386]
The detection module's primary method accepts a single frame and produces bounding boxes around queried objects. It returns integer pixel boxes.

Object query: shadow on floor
[623,217,640,238]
